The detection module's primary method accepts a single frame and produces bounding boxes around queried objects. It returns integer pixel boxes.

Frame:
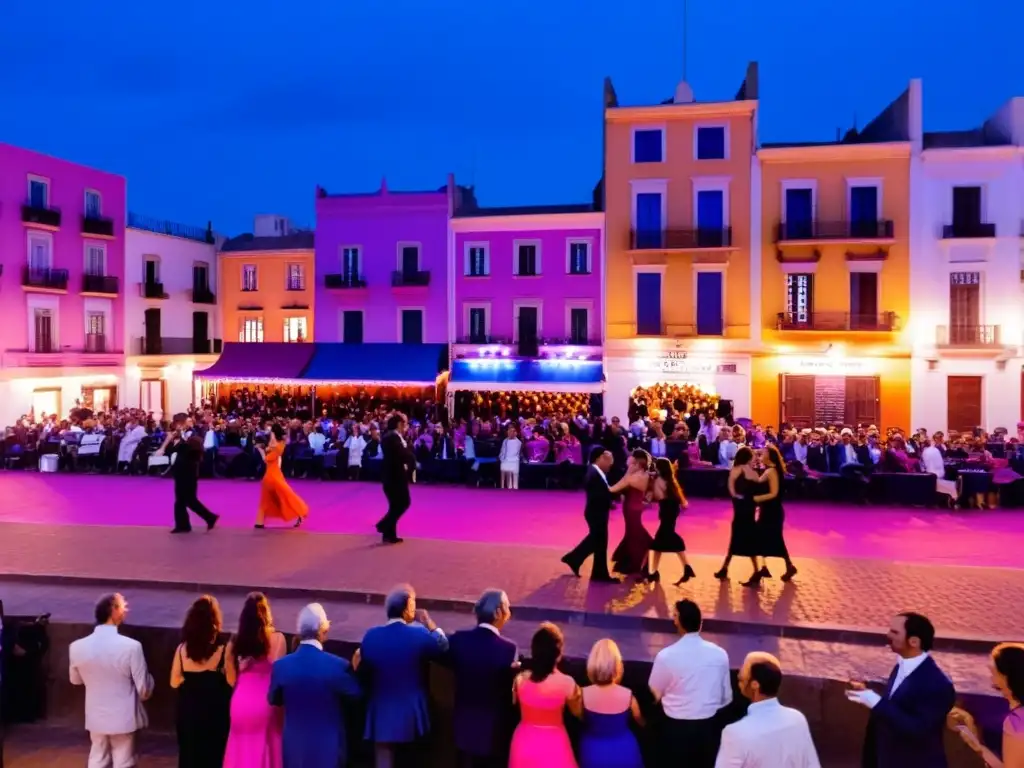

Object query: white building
[909,94,1024,433]
[123,216,221,418]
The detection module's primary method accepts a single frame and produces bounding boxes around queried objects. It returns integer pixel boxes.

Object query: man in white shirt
[715,652,821,768]
[69,593,154,768]
[649,599,733,767]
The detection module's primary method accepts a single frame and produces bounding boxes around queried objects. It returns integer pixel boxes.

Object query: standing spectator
[947,642,1024,767]
[359,585,448,768]
[446,589,519,768]
[649,599,732,768]
[170,595,231,768]
[847,612,956,768]
[68,593,154,768]
[269,604,362,768]
[579,639,643,768]
[715,652,821,767]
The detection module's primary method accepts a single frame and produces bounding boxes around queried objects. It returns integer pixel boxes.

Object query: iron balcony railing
[630,227,733,250]
[540,335,601,346]
[128,212,214,243]
[136,337,223,355]
[85,333,107,353]
[391,270,431,287]
[192,287,216,304]
[22,201,62,228]
[776,220,895,242]
[324,274,367,288]
[941,223,997,239]
[83,274,119,294]
[82,214,115,237]
[456,334,512,345]
[23,267,69,290]
[937,325,1000,346]
[775,311,898,332]
[141,281,168,299]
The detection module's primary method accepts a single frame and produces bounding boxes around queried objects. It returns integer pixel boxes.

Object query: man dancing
[561,447,620,582]
[376,413,416,544]
[157,420,218,534]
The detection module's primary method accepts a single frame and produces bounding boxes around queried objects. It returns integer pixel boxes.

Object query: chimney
[603,76,618,108]
[908,78,923,153]
[380,176,388,195]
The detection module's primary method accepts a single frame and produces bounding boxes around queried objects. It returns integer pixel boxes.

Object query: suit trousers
[375,742,423,768]
[88,732,136,768]
[563,514,610,579]
[173,477,217,531]
[660,715,721,768]
[379,483,411,537]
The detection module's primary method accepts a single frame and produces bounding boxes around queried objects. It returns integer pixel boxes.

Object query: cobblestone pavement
[1,520,1022,642]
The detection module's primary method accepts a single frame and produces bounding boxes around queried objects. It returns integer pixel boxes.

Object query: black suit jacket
[381,430,415,489]
[583,466,612,525]
[447,626,518,757]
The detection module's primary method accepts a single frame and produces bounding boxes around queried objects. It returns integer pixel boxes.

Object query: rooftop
[219,231,315,253]
[605,61,759,110]
[453,202,597,218]
[128,212,215,244]
[923,129,1013,150]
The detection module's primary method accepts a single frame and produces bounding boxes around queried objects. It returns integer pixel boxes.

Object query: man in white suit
[116,419,147,473]
[69,593,154,768]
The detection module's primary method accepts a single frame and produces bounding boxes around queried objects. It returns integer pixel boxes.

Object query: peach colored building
[603,65,760,422]
[752,83,916,431]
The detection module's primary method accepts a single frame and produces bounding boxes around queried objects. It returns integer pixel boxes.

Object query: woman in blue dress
[578,639,644,768]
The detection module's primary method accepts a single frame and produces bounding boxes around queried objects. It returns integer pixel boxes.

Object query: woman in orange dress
[254,424,308,529]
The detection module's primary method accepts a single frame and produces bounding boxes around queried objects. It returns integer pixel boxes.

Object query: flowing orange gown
[259,443,309,522]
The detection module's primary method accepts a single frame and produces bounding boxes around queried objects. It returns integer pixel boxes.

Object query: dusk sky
[1,0,1020,235]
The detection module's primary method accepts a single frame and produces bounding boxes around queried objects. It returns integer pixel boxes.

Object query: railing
[630,227,733,250]
[776,311,898,332]
[540,336,601,346]
[324,274,367,289]
[141,281,168,299]
[82,214,115,237]
[937,325,1001,346]
[22,202,62,228]
[191,287,216,304]
[22,267,69,290]
[517,338,540,356]
[455,335,512,345]
[392,270,431,287]
[136,337,223,355]
[608,321,665,337]
[128,212,214,243]
[83,274,119,294]
[85,334,107,353]
[941,223,997,239]
[285,279,306,291]
[776,220,895,242]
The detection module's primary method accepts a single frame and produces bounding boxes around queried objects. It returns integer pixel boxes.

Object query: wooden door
[845,376,880,428]
[781,375,815,429]
[947,376,982,434]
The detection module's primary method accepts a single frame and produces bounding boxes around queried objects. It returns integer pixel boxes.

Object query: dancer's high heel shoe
[294,517,303,528]
[674,565,696,585]
[646,570,661,583]
[741,572,762,588]
[781,564,798,582]
[713,568,729,581]
[759,566,772,579]
[254,524,265,529]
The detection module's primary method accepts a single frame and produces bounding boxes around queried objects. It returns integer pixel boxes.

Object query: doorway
[32,388,61,420]
[517,306,539,356]
[947,376,982,434]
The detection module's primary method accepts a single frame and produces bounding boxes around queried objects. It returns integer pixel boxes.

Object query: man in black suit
[446,589,518,768]
[560,447,619,582]
[157,425,218,534]
[376,413,416,544]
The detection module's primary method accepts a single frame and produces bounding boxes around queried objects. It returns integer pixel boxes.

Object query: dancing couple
[716,443,797,586]
[254,423,309,529]
[562,447,695,584]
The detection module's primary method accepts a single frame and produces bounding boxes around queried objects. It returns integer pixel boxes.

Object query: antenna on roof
[682,0,688,83]
[673,0,694,104]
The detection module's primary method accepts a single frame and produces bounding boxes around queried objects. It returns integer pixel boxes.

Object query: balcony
[2,348,124,368]
[456,335,512,345]
[22,267,69,291]
[776,220,895,243]
[936,325,1001,347]
[192,286,216,304]
[22,202,62,229]
[285,281,306,292]
[136,337,223,356]
[941,223,997,240]
[392,270,431,287]
[540,336,602,347]
[324,274,367,289]
[83,274,119,295]
[82,214,115,238]
[776,311,898,332]
[630,227,733,250]
[141,281,168,299]
[85,333,108,353]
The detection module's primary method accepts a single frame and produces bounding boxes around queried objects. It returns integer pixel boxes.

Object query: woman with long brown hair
[715,446,762,583]
[648,457,694,585]
[750,443,798,585]
[608,449,655,579]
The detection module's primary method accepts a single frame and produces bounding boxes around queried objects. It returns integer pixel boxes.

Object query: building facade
[0,143,126,425]
[123,214,220,418]
[602,66,760,422]
[314,178,457,345]
[909,94,1024,432]
[752,83,917,431]
[219,223,315,346]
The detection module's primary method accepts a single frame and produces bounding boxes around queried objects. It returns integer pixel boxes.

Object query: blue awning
[299,343,448,385]
[449,359,604,393]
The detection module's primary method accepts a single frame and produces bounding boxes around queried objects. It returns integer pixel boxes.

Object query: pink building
[314,177,464,345]
[449,203,605,395]
[0,143,126,424]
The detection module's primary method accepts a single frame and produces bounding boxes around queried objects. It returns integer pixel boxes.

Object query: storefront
[448,358,604,419]
[0,371,123,426]
[910,355,1023,434]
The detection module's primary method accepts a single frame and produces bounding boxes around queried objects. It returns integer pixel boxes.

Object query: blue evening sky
[1,0,1020,235]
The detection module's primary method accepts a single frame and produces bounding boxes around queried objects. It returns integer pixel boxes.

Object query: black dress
[651,497,685,552]
[754,475,790,558]
[176,644,232,768]
[727,475,760,557]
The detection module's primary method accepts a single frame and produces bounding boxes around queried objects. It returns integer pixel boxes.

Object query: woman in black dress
[714,446,761,583]
[750,443,798,585]
[648,457,695,585]
[171,595,233,768]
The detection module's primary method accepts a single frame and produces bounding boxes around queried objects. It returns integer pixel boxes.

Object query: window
[783,187,814,239]
[86,246,105,276]
[695,189,725,245]
[84,190,102,218]
[239,317,264,343]
[28,177,48,208]
[86,312,106,351]
[468,307,487,342]
[400,245,420,275]
[951,186,985,236]
[286,263,305,291]
[466,245,489,277]
[341,247,360,279]
[567,242,590,274]
[633,190,664,248]
[636,272,662,335]
[785,273,814,324]
[144,258,160,284]
[569,308,589,344]
[515,305,540,354]
[34,309,54,353]
[695,271,724,336]
[949,271,981,343]
[849,272,879,328]
[242,265,258,291]
[401,309,423,344]
[283,317,307,343]
[632,129,664,163]
[28,233,52,272]
[342,311,364,344]
[695,126,726,160]
[192,262,209,291]
[515,243,539,276]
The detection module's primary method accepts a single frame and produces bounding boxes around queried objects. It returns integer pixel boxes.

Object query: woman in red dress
[254,424,309,529]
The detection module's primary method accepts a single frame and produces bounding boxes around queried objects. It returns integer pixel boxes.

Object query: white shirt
[718,440,738,468]
[715,698,821,768]
[69,625,154,735]
[844,443,858,464]
[592,465,608,486]
[203,428,216,450]
[478,623,501,636]
[921,446,945,477]
[345,434,366,465]
[299,639,323,650]
[649,633,732,720]
[891,652,929,695]
[308,432,326,456]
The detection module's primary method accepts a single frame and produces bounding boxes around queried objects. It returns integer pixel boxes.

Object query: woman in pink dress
[609,450,655,579]
[509,622,581,768]
[223,592,287,768]
[949,642,1023,767]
